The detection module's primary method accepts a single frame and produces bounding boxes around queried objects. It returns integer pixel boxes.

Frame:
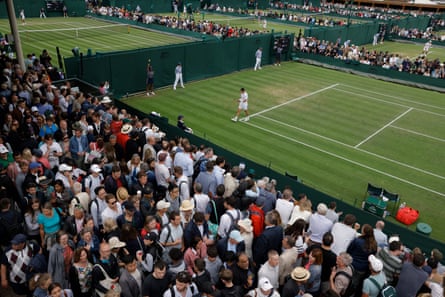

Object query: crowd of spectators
[92,6,267,39]
[0,46,444,297]
[0,5,444,296]
[295,36,445,78]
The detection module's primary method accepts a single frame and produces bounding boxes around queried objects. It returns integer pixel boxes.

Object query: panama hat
[291,267,311,282]
[180,199,194,211]
[121,123,132,134]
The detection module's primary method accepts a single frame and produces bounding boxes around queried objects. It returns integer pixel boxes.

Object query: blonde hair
[103,218,118,232]
[29,273,51,291]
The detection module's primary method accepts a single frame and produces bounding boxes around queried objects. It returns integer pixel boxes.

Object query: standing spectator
[90,186,107,231]
[305,248,323,297]
[38,201,62,250]
[195,161,217,198]
[92,242,121,297]
[0,234,36,296]
[119,254,143,297]
[308,203,333,246]
[47,282,74,297]
[63,5,68,17]
[258,250,280,289]
[0,198,24,248]
[194,183,210,214]
[325,201,342,224]
[217,230,245,259]
[48,230,73,288]
[253,211,283,266]
[184,236,207,275]
[104,165,128,196]
[101,194,123,223]
[163,271,200,297]
[376,239,403,286]
[69,123,88,169]
[218,269,244,297]
[69,247,93,297]
[205,246,223,285]
[142,260,170,297]
[395,252,429,297]
[282,267,311,297]
[146,60,155,96]
[254,47,262,71]
[279,236,299,286]
[362,255,386,297]
[347,224,377,297]
[248,195,265,238]
[330,214,359,256]
[275,187,295,226]
[373,221,388,249]
[173,62,184,90]
[159,211,183,263]
[246,277,280,297]
[329,252,353,296]
[237,218,254,259]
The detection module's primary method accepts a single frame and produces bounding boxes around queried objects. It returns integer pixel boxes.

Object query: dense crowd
[0,12,444,297]
[296,36,445,79]
[92,6,267,39]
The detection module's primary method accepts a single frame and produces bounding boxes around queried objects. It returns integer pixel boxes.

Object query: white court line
[243,120,445,197]
[391,125,445,143]
[355,108,413,148]
[334,87,445,119]
[250,83,339,118]
[338,84,445,111]
[258,114,445,180]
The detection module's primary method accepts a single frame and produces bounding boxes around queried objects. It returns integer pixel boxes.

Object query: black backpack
[192,158,206,183]
[335,267,355,297]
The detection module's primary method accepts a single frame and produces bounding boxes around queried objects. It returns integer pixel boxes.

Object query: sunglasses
[109,201,116,205]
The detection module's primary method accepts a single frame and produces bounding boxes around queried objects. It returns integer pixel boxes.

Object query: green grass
[0,17,192,58]
[365,41,445,61]
[122,62,445,240]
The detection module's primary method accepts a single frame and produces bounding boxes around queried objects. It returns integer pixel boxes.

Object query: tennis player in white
[232,88,249,122]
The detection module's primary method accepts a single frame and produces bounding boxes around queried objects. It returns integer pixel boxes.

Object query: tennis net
[18,23,130,41]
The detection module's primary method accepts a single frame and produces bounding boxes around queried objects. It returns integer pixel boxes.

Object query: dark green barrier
[307,22,380,45]
[294,51,445,90]
[64,34,276,97]
[113,98,445,252]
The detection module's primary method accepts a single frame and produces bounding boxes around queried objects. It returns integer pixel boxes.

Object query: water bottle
[137,190,142,199]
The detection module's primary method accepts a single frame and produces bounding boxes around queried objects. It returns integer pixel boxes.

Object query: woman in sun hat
[238,218,254,259]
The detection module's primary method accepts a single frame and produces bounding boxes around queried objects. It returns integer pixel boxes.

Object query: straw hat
[180,199,194,211]
[108,237,126,249]
[238,218,253,233]
[116,187,129,202]
[291,267,311,282]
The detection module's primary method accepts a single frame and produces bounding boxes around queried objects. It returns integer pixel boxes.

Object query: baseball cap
[0,145,9,154]
[11,234,27,245]
[258,277,273,291]
[144,232,158,242]
[90,164,102,173]
[29,162,41,170]
[229,230,243,243]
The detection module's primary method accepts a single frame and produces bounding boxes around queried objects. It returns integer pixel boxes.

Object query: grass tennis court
[123,62,445,239]
[0,17,193,58]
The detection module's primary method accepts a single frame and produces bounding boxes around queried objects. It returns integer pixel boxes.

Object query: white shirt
[173,152,194,177]
[218,209,241,238]
[275,199,294,226]
[101,202,123,223]
[40,142,62,168]
[331,222,358,255]
[258,262,279,289]
[194,193,210,214]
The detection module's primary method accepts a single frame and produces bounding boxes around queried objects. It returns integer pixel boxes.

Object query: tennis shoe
[231,117,238,122]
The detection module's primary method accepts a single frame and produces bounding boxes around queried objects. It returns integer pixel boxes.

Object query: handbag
[93,264,122,297]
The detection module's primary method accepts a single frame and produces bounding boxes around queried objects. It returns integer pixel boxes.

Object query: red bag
[395,207,419,225]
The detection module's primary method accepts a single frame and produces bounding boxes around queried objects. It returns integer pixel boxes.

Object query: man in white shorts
[232,88,249,122]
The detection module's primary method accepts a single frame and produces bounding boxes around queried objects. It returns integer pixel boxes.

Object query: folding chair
[382,189,400,215]
[366,183,383,198]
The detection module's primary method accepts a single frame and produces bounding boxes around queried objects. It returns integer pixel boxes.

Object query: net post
[127,25,130,34]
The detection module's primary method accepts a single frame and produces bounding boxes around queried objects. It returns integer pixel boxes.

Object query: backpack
[225,209,241,237]
[192,158,206,183]
[169,283,201,297]
[369,277,397,297]
[88,199,100,222]
[335,267,355,297]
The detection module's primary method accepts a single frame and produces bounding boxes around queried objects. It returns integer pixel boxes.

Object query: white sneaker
[173,87,176,90]
[181,86,185,88]
[231,117,238,122]
[244,116,250,121]
[146,92,150,96]
[151,92,155,95]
